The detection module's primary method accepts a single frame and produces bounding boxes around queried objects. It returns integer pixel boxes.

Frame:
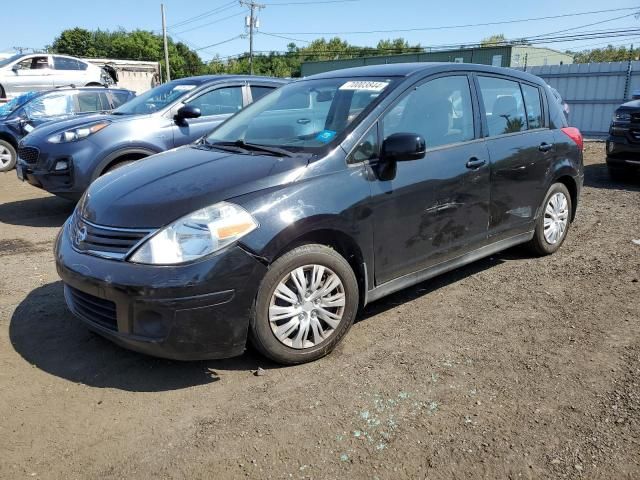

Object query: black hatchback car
[55,63,584,365]
[606,100,640,178]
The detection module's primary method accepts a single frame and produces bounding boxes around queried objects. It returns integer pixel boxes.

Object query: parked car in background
[55,63,584,365]
[0,53,114,100]
[0,87,134,172]
[606,100,640,179]
[17,75,287,199]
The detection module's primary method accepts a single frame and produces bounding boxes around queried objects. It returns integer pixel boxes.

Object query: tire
[103,160,134,175]
[607,165,627,182]
[250,244,359,365]
[0,85,5,100]
[0,139,16,172]
[526,182,572,256]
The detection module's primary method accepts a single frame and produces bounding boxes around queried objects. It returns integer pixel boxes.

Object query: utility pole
[240,0,265,74]
[161,3,171,82]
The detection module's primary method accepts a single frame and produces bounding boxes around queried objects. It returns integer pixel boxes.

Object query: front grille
[18,146,39,164]
[67,286,117,331]
[71,215,153,260]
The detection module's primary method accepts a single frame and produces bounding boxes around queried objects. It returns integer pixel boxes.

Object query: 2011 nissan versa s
[55,63,584,365]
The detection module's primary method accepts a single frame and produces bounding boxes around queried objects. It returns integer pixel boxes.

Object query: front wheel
[250,244,359,365]
[526,182,572,256]
[0,139,16,172]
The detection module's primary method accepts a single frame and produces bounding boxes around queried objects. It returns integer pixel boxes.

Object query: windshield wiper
[199,139,249,154]
[210,140,294,157]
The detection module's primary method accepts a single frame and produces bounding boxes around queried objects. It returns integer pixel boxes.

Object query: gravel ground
[0,142,638,479]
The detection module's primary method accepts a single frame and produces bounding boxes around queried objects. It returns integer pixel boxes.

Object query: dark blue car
[0,87,134,172]
[17,75,287,199]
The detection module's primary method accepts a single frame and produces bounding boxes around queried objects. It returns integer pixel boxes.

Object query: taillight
[561,127,583,151]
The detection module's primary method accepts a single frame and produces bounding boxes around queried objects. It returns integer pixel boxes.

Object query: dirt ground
[0,142,638,479]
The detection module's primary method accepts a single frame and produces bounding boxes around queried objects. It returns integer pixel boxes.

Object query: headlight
[613,111,631,122]
[129,202,258,265]
[47,121,110,144]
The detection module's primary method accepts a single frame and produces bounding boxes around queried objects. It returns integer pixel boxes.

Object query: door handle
[538,142,554,152]
[297,118,311,124]
[466,157,486,169]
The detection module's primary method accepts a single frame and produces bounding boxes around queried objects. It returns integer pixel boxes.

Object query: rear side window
[250,86,275,102]
[75,92,105,112]
[186,86,244,116]
[383,75,475,149]
[478,76,527,136]
[54,57,81,70]
[110,91,132,108]
[521,84,544,129]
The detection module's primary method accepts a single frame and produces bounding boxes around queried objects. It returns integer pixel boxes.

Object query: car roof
[32,86,135,96]
[306,62,545,85]
[170,75,289,86]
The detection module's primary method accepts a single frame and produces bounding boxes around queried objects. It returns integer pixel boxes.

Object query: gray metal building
[301,46,573,77]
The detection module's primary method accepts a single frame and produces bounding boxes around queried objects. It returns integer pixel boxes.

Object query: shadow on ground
[9,249,517,392]
[0,195,74,227]
[584,163,640,192]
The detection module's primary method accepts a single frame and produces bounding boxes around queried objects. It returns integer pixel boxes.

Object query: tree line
[48,28,638,80]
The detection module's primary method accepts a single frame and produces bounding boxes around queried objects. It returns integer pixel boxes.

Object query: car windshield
[0,90,38,117]
[112,81,197,115]
[206,77,398,153]
[0,53,24,68]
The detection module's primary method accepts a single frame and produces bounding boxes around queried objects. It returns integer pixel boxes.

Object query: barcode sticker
[339,81,389,92]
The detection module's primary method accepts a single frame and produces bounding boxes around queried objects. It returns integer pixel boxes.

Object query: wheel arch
[264,227,368,310]
[552,174,578,222]
[93,147,159,180]
[0,131,18,149]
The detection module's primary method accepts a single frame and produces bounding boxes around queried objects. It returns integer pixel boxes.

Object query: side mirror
[380,133,426,162]
[12,64,21,72]
[175,105,201,121]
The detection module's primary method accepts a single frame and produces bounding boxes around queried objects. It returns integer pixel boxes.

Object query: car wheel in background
[250,244,359,365]
[527,182,572,256]
[0,140,16,172]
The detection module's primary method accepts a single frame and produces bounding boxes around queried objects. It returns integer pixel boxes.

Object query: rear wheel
[250,244,359,365]
[0,140,16,172]
[526,183,572,256]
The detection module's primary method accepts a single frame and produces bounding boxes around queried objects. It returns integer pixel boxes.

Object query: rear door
[73,90,110,115]
[475,75,556,239]
[170,83,246,147]
[370,73,491,284]
[51,56,84,88]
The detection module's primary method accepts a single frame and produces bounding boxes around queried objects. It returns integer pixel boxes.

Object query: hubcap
[543,192,569,245]
[269,264,346,349]
[0,146,12,168]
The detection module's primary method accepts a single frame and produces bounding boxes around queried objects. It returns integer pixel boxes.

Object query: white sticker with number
[339,81,389,92]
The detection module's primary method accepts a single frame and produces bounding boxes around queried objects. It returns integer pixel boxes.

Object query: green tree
[573,45,638,63]
[480,34,508,47]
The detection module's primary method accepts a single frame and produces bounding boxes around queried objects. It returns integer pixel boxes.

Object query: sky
[1,0,639,62]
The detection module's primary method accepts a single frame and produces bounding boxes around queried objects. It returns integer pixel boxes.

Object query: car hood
[23,112,149,140]
[79,145,309,228]
[618,99,640,110]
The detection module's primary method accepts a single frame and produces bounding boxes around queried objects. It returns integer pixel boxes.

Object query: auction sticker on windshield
[339,81,389,91]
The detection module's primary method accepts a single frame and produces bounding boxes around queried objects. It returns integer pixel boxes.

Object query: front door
[370,74,490,285]
[9,55,53,94]
[171,84,246,147]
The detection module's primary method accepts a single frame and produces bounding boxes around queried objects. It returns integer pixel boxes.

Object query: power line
[195,35,246,51]
[259,31,311,43]
[168,1,237,29]
[264,6,640,35]
[526,12,639,40]
[261,0,358,4]
[171,10,246,35]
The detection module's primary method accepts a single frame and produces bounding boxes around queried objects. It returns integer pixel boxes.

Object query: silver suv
[0,54,109,99]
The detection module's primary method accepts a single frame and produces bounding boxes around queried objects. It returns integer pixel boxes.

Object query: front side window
[348,125,379,164]
[112,81,197,115]
[186,86,243,116]
[521,84,543,129]
[478,76,527,137]
[24,93,73,118]
[383,75,474,149]
[206,77,398,153]
[17,56,49,70]
[53,57,80,70]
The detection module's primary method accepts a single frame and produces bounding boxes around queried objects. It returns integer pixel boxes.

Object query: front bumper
[606,134,640,171]
[17,139,100,200]
[55,220,267,360]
